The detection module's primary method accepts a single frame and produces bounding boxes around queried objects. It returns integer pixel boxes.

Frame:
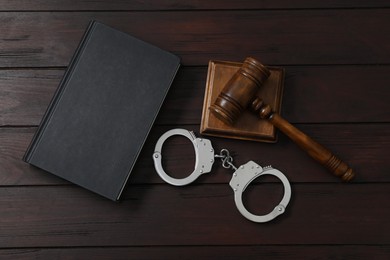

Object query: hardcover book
[23,21,180,200]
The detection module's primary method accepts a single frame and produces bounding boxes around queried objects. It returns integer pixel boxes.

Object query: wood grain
[0,1,389,257]
[0,0,389,11]
[1,246,389,260]
[0,66,389,126]
[0,124,388,186]
[0,184,388,247]
[0,69,63,126]
[0,10,389,67]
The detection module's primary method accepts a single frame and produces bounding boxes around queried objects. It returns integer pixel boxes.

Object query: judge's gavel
[210,57,354,181]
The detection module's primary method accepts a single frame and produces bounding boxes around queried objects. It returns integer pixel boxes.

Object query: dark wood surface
[0,1,389,259]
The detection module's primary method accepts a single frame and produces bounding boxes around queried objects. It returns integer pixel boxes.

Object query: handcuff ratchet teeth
[152,128,292,223]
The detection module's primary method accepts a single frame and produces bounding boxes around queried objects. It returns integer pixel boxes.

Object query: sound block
[200,60,284,143]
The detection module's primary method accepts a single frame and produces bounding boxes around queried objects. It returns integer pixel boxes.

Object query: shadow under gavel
[209,57,354,181]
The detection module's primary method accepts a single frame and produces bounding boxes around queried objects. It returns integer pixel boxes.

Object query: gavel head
[209,57,271,125]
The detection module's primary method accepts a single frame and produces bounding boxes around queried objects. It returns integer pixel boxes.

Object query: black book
[23,21,180,200]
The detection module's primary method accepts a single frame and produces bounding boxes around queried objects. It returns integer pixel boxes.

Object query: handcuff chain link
[215,149,238,171]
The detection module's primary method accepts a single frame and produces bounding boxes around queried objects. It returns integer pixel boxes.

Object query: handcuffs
[153,129,292,223]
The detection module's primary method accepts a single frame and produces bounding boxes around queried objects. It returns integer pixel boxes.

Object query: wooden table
[1,1,389,259]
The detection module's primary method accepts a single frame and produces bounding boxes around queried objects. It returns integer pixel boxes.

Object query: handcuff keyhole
[161,135,196,179]
[242,174,284,216]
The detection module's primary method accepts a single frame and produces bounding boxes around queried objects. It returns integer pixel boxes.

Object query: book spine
[23,20,97,162]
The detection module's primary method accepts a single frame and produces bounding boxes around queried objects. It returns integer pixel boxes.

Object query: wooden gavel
[209,57,354,181]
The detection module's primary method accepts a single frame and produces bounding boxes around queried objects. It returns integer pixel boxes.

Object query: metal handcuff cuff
[153,129,292,223]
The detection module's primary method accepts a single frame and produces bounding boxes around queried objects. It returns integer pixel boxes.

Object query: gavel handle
[268,113,354,181]
[251,98,355,181]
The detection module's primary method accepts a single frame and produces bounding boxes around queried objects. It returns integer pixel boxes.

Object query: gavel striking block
[210,57,354,181]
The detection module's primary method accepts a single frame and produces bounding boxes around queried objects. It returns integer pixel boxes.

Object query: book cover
[23,21,180,200]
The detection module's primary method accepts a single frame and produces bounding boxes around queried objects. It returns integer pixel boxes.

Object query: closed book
[23,21,180,200]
